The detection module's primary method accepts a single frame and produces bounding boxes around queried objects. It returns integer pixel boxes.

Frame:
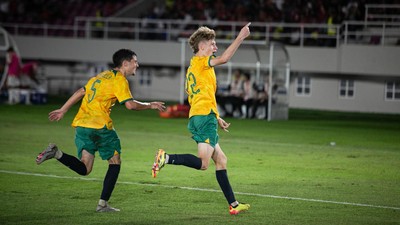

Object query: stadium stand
[0,0,399,114]
[1,0,398,46]
[0,0,136,25]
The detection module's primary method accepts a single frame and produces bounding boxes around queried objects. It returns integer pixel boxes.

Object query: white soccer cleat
[36,143,58,165]
[96,202,120,212]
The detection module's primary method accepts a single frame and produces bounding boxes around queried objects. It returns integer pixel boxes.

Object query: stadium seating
[0,0,136,25]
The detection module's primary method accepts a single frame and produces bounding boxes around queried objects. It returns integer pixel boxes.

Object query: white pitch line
[1,169,399,211]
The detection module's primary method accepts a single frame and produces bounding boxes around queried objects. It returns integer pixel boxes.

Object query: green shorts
[188,113,219,148]
[75,126,121,160]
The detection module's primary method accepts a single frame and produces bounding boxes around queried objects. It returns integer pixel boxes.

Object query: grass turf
[0,102,399,225]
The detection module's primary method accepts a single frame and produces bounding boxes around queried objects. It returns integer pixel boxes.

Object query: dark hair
[112,49,136,68]
[7,47,14,52]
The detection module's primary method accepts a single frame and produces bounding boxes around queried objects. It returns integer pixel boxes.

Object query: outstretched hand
[218,117,231,132]
[238,22,251,40]
[48,109,66,121]
[150,102,166,111]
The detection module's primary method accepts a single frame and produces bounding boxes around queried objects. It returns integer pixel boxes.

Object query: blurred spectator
[325,8,339,47]
[242,72,258,118]
[20,61,40,89]
[93,9,104,38]
[344,1,363,40]
[4,49,44,105]
[218,69,244,118]
[253,75,271,119]
[5,47,21,104]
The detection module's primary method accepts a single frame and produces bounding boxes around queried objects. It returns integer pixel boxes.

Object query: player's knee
[84,167,92,175]
[200,161,209,170]
[216,155,228,168]
[79,160,91,176]
[200,164,209,170]
[221,154,228,164]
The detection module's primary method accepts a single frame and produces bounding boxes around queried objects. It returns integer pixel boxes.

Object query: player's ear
[198,41,205,51]
[122,60,128,68]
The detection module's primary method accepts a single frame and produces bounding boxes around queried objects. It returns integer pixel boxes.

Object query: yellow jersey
[72,70,133,130]
[185,55,219,118]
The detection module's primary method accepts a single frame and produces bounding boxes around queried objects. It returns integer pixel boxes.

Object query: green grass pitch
[0,102,399,225]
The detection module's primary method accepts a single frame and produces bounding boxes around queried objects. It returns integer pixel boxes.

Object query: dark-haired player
[36,49,165,212]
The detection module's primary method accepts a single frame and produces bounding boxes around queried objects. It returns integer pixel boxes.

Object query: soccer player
[36,49,165,212]
[152,23,251,215]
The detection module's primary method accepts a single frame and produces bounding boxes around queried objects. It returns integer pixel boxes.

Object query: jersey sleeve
[114,76,133,104]
[207,55,216,68]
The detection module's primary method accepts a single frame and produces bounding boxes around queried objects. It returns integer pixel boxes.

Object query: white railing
[343,21,400,45]
[365,4,400,23]
[74,17,344,47]
[1,17,399,47]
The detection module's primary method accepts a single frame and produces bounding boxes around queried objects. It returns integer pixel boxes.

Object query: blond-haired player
[152,23,251,215]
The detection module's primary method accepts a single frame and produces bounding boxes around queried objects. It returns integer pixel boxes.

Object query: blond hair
[188,26,216,54]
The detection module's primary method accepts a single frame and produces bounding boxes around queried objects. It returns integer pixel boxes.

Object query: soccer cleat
[229,202,250,215]
[151,163,158,178]
[36,143,58,165]
[151,149,166,178]
[96,202,120,212]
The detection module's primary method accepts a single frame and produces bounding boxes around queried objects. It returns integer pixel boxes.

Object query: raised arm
[210,22,251,67]
[48,87,86,121]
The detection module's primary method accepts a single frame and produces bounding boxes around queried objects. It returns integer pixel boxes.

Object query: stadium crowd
[0,0,136,25]
[1,0,399,43]
[140,0,400,45]
[145,0,399,23]
[1,0,399,26]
